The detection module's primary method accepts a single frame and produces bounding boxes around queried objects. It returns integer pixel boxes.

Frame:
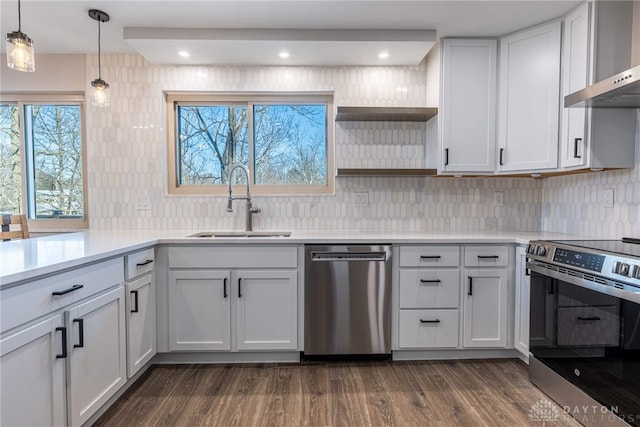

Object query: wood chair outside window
[1,214,30,241]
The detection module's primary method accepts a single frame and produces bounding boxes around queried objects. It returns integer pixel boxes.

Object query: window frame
[165,92,335,196]
[0,93,88,231]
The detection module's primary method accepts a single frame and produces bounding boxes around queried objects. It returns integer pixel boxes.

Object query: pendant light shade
[6,0,35,72]
[89,9,110,107]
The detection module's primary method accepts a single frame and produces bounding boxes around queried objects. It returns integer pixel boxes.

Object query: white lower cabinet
[167,266,298,352]
[514,246,530,358]
[398,309,459,348]
[126,272,156,377]
[236,270,298,350]
[168,270,231,351]
[66,286,127,427]
[0,315,66,427]
[462,268,509,348]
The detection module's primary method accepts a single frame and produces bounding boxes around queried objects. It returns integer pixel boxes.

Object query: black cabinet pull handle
[499,148,504,166]
[131,290,139,313]
[238,278,242,298]
[223,278,228,298]
[468,276,473,296]
[52,284,83,296]
[420,319,441,324]
[56,327,67,359]
[444,148,449,166]
[73,318,84,348]
[420,255,441,259]
[136,259,153,267]
[573,138,582,159]
[477,255,500,259]
[578,316,600,321]
[420,279,441,284]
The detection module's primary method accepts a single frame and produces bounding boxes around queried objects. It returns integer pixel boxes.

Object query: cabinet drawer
[464,246,509,267]
[398,309,459,348]
[399,246,460,267]
[168,246,297,269]
[399,270,459,309]
[1,257,124,333]
[126,248,155,280]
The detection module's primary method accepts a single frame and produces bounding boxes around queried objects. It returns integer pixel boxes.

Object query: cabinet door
[168,269,231,351]
[236,270,298,351]
[0,315,66,427]
[441,39,497,173]
[67,286,127,427]
[498,21,561,172]
[514,247,530,358]
[126,273,156,378]
[560,3,590,168]
[463,269,509,348]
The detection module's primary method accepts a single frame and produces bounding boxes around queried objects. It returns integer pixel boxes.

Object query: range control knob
[527,244,537,254]
[535,246,547,256]
[613,262,630,276]
[632,265,640,279]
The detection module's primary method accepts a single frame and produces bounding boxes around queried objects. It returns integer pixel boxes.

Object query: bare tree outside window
[175,102,327,188]
[0,105,22,214]
[25,105,84,218]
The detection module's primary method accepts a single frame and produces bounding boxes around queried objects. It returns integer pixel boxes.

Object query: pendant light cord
[17,0,22,32]
[97,18,102,79]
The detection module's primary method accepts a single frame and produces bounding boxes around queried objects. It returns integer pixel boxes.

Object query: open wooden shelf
[335,107,438,122]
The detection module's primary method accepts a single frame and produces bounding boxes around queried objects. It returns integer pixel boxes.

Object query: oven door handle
[577,316,601,321]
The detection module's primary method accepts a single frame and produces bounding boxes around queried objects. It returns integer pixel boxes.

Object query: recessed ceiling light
[279,51,290,59]
[378,52,389,59]
[179,51,190,58]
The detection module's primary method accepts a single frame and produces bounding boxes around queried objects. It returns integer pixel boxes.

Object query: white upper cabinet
[560,2,590,168]
[560,1,636,171]
[440,39,497,173]
[497,21,562,172]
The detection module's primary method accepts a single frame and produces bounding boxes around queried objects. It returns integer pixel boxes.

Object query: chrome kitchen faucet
[227,164,261,231]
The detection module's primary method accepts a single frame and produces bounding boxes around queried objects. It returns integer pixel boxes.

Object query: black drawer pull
[577,316,601,321]
[573,138,582,159]
[420,255,441,259]
[238,278,242,298]
[136,259,154,267]
[468,276,473,296]
[131,290,139,313]
[73,318,84,348]
[420,279,441,284]
[420,319,441,324]
[56,327,67,359]
[477,255,500,259]
[223,278,228,298]
[52,284,83,296]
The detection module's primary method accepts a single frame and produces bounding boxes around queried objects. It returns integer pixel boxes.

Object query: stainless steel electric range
[526,239,640,426]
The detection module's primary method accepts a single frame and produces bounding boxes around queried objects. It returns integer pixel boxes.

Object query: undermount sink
[188,231,291,238]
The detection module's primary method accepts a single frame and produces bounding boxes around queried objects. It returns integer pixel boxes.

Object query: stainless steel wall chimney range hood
[564,0,640,108]
[565,64,640,108]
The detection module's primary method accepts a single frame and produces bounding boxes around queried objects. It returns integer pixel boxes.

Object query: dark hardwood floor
[94,359,582,427]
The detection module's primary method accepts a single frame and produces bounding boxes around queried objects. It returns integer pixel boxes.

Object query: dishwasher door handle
[311,252,387,262]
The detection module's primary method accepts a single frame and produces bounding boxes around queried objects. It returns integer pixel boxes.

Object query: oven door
[528,262,640,425]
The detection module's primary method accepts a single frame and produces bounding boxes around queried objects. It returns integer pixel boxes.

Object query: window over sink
[0,94,87,230]
[165,93,334,195]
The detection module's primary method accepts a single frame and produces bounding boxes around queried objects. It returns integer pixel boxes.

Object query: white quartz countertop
[0,229,583,286]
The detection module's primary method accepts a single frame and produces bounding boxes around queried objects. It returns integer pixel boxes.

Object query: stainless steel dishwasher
[304,245,392,357]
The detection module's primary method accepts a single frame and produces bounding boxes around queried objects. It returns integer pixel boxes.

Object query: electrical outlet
[602,188,614,208]
[135,196,151,211]
[493,191,504,207]
[354,192,369,207]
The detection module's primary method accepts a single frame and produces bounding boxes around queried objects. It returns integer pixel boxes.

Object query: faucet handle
[250,206,261,214]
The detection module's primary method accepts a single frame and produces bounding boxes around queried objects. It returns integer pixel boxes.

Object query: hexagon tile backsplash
[85,54,638,236]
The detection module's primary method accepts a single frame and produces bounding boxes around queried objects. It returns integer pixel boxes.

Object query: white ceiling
[0,0,582,66]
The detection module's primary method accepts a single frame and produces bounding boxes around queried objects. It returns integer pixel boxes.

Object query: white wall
[84,53,542,231]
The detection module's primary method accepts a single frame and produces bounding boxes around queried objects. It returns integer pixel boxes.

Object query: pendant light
[5,0,35,72]
[88,9,110,108]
